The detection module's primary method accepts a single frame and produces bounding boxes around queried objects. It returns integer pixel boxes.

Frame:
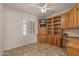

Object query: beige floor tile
[3,43,66,56]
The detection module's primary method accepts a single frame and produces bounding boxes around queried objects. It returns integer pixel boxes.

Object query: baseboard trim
[4,41,37,51]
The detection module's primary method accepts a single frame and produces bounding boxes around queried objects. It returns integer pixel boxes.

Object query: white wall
[63,29,79,37]
[0,4,3,55]
[4,6,38,50]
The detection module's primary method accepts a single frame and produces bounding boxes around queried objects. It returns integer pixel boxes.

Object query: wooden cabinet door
[41,35,47,43]
[73,4,78,28]
[61,12,71,29]
[47,35,52,44]
[67,10,71,28]
[53,35,57,46]
[66,12,69,28]
[61,13,69,29]
[56,35,62,47]
[77,4,79,28]
[65,5,78,28]
[37,34,47,43]
[53,35,62,47]
[61,14,66,29]
[68,8,74,28]
[58,4,79,29]
[61,4,78,29]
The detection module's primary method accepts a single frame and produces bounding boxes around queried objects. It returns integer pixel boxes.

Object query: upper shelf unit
[53,16,62,35]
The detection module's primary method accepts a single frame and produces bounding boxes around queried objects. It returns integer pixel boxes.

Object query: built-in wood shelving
[46,18,53,35]
[53,16,62,35]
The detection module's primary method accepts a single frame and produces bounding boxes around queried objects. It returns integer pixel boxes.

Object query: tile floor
[3,42,66,56]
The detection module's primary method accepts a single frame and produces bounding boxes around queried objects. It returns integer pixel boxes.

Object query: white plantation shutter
[27,20,34,34]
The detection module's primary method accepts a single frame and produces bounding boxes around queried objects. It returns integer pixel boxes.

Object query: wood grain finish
[61,13,67,28]
[66,38,79,56]
[67,47,79,56]
[78,4,79,28]
[38,16,62,47]
[53,35,62,47]
[61,4,79,29]
[37,34,47,43]
[69,8,74,28]
[46,18,54,44]
[73,4,78,28]
[46,35,53,44]
[37,4,79,49]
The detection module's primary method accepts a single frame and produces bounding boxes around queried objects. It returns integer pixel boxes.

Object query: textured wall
[4,6,38,50]
[63,29,79,37]
[0,4,3,55]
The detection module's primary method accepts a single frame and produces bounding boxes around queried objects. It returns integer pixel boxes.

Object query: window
[23,19,35,35]
[23,19,27,35]
[28,21,34,34]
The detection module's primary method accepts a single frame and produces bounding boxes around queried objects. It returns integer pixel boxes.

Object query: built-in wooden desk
[66,38,79,56]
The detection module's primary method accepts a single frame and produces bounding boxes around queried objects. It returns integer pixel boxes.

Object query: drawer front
[47,35,53,44]
[37,35,47,43]
[67,47,79,56]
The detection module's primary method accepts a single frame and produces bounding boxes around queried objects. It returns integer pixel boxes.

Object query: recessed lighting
[41,8,46,13]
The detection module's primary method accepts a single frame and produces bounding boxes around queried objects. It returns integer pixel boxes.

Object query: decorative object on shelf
[40,19,46,27]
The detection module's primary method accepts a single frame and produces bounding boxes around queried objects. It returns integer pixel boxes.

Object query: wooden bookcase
[53,16,62,35]
[37,17,62,47]
[46,18,54,44]
[37,19,47,43]
[53,16,62,47]
[46,18,53,35]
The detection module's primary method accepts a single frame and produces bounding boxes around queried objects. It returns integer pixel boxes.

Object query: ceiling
[4,3,75,18]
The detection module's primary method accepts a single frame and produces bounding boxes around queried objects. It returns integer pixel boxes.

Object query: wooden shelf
[46,18,53,35]
[54,16,62,35]
[54,20,61,22]
[54,23,61,25]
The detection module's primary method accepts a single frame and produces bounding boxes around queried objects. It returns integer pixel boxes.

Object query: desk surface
[66,38,79,49]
